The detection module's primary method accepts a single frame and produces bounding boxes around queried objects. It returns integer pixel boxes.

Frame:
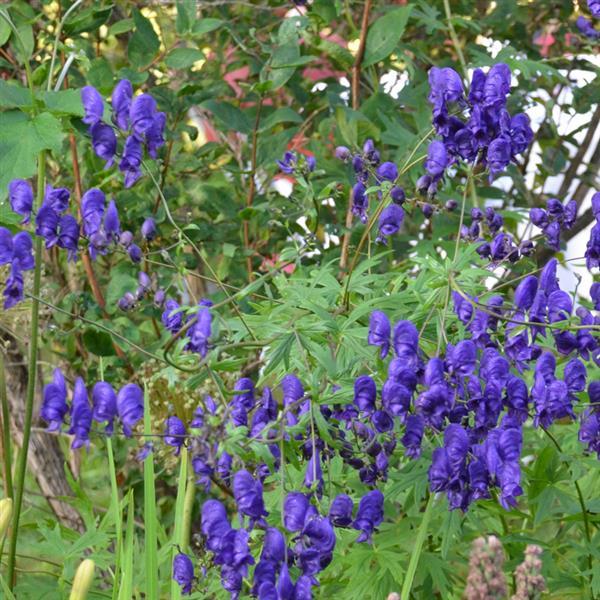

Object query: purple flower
[390,186,405,204]
[165,416,187,454]
[201,499,230,539]
[591,282,600,310]
[3,263,24,309]
[564,358,587,393]
[233,377,255,410]
[487,136,512,176]
[378,204,404,239]
[302,515,336,554]
[57,215,80,260]
[304,450,323,495]
[576,16,600,39]
[353,489,384,543]
[141,217,158,240]
[81,188,105,237]
[277,151,297,174]
[335,146,351,161]
[514,275,538,311]
[393,320,420,367]
[444,424,469,471]
[81,85,103,125]
[368,310,391,358]
[283,492,309,532]
[127,243,142,263]
[116,383,143,436]
[11,231,34,270]
[401,414,424,458]
[90,122,117,167]
[428,67,464,108]
[40,368,68,431]
[424,140,448,177]
[233,469,268,522]
[69,377,92,449]
[119,135,143,188]
[35,203,60,248]
[261,527,286,563]
[483,63,511,108]
[162,299,183,333]
[43,185,70,212]
[329,494,353,527]
[589,0,600,18]
[91,381,117,433]
[8,179,33,222]
[505,376,529,423]
[381,380,411,419]
[130,93,157,138]
[371,409,394,433]
[376,162,398,182]
[448,340,477,376]
[352,181,368,223]
[187,304,212,357]
[112,79,133,130]
[353,375,377,413]
[146,112,166,158]
[429,447,451,492]
[173,553,194,595]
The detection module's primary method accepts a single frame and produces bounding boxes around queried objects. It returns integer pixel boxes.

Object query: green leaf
[108,19,134,36]
[0,79,30,109]
[0,111,64,201]
[0,16,10,47]
[176,0,196,34]
[192,18,225,36]
[39,89,85,117]
[201,99,252,133]
[128,9,160,69]
[64,5,113,36]
[83,328,116,357]
[165,47,204,69]
[363,6,413,67]
[260,107,303,131]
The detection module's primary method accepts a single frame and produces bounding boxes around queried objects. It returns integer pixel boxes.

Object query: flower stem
[6,150,46,589]
[400,493,436,600]
[0,351,13,500]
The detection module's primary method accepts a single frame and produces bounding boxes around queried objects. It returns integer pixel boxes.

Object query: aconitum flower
[173,553,194,595]
[376,161,398,182]
[589,0,600,18]
[81,85,103,126]
[91,381,117,434]
[35,204,60,247]
[116,383,143,436]
[141,217,158,240]
[146,112,167,158]
[483,63,511,108]
[424,140,448,177]
[8,179,33,222]
[377,204,404,241]
[187,303,212,357]
[3,264,24,309]
[352,181,368,223]
[41,185,69,210]
[302,515,336,554]
[119,135,143,188]
[401,414,424,458]
[90,122,117,167]
[428,66,464,108]
[162,299,183,333]
[40,368,68,431]
[329,494,353,527]
[165,416,187,454]
[577,16,600,39]
[277,151,297,174]
[81,188,105,237]
[112,79,133,130]
[8,231,34,270]
[353,489,384,543]
[514,275,538,311]
[353,375,377,413]
[284,492,309,532]
[130,94,157,137]
[368,310,391,358]
[233,469,268,522]
[69,377,92,449]
[487,136,512,176]
[57,215,80,260]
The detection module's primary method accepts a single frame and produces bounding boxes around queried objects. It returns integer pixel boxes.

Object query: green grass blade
[106,437,122,600]
[170,449,189,600]
[117,490,135,600]
[143,383,159,600]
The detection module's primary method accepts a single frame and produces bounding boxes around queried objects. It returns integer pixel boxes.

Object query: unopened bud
[69,558,95,600]
[0,498,13,541]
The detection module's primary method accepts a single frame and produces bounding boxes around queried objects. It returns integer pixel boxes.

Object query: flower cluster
[464,536,507,600]
[530,197,577,251]
[0,227,34,309]
[576,0,600,39]
[585,191,600,270]
[420,63,533,196]
[34,184,79,260]
[161,297,213,359]
[39,368,143,447]
[81,80,165,187]
[276,151,316,175]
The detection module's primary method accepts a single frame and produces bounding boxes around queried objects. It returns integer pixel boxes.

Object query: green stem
[5,151,46,589]
[442,0,468,78]
[171,449,189,600]
[401,493,436,600]
[0,351,13,499]
[106,437,122,600]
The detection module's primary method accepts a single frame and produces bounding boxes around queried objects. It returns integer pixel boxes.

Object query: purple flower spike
[172,553,194,595]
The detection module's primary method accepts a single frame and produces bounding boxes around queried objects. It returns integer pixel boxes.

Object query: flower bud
[141,217,157,241]
[445,199,457,211]
[69,558,95,600]
[334,146,351,161]
[0,498,13,542]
